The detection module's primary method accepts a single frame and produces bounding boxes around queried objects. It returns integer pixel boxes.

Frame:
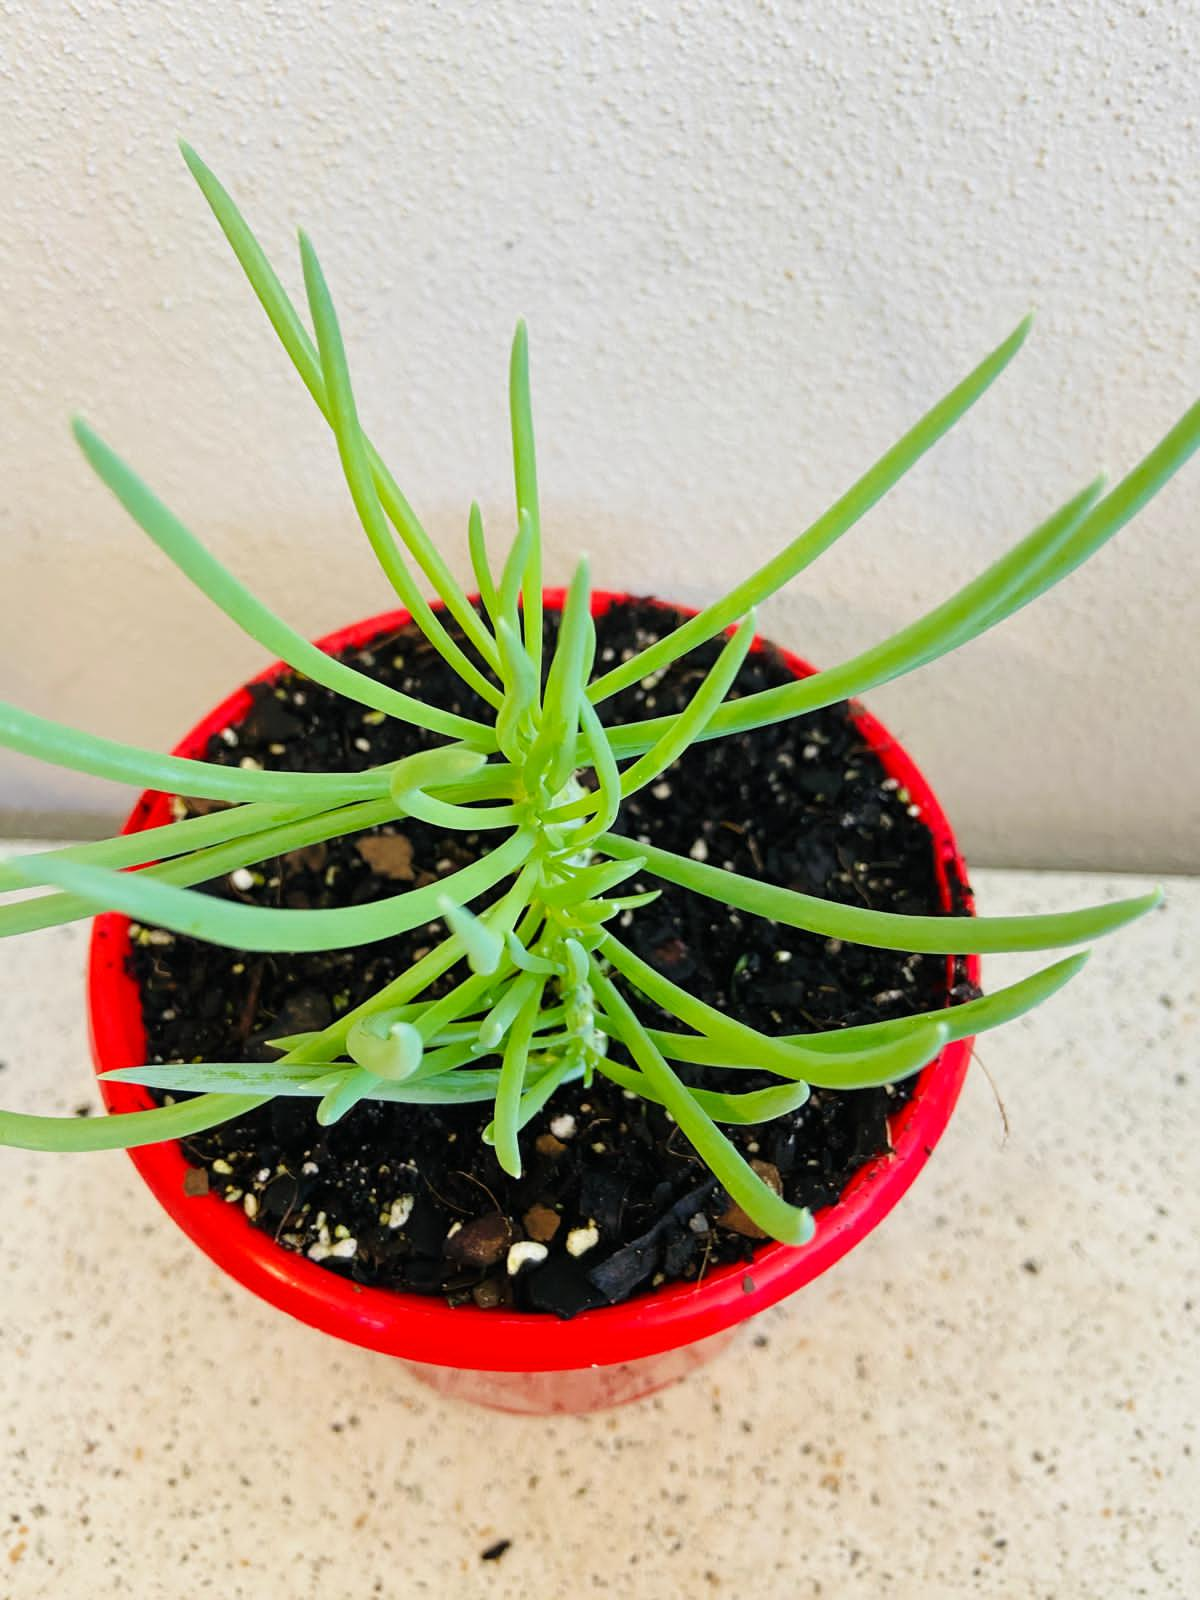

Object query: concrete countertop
[1,853,1196,1598]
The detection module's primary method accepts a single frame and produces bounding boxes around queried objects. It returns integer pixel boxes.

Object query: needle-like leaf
[0,797,398,940]
[492,973,548,1176]
[5,827,535,953]
[597,1057,815,1123]
[602,478,1104,758]
[0,697,389,804]
[0,795,317,894]
[297,231,502,708]
[598,930,951,1082]
[0,1093,265,1152]
[179,141,502,675]
[468,502,500,623]
[437,897,505,975]
[587,316,1032,704]
[528,556,594,793]
[589,960,816,1244]
[599,833,1162,954]
[509,321,543,684]
[72,419,497,741]
[606,952,1090,1084]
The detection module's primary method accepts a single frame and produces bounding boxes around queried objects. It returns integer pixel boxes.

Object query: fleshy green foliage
[0,144,1192,1247]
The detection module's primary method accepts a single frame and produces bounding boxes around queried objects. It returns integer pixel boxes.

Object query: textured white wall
[0,0,1197,869]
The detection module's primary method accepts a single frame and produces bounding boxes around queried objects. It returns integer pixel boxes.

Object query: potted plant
[1,144,1191,1413]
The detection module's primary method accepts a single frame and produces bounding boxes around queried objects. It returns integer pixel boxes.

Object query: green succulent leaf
[494,614,541,764]
[437,897,505,976]
[0,1094,264,1152]
[504,931,559,974]
[346,1012,426,1080]
[468,502,500,622]
[316,1066,381,1125]
[492,973,548,1177]
[481,1048,587,1146]
[0,797,399,940]
[540,856,647,907]
[614,951,1091,1085]
[102,1060,344,1093]
[0,796,316,895]
[297,231,503,710]
[72,418,497,741]
[574,697,623,845]
[5,827,535,953]
[587,316,1032,704]
[528,556,594,793]
[104,1048,585,1107]
[179,141,502,677]
[0,698,390,805]
[477,969,539,1052]
[509,321,543,682]
[589,959,816,1244]
[599,833,1162,954]
[597,1057,816,1123]
[603,477,1105,757]
[597,931,952,1085]
[498,511,534,631]
[555,611,758,823]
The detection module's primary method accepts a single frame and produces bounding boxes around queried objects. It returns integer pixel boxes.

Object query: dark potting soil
[128,598,976,1316]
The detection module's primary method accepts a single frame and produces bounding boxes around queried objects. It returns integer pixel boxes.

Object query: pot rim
[88,589,978,1371]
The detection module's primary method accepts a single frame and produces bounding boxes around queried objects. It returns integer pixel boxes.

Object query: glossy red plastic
[88,591,978,1404]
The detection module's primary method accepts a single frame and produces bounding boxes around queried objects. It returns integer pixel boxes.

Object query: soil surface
[129,598,975,1316]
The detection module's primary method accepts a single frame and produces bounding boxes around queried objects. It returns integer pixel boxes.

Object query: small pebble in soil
[444,1214,514,1268]
[507,1241,549,1276]
[523,1204,561,1243]
[566,1224,601,1257]
[356,834,416,881]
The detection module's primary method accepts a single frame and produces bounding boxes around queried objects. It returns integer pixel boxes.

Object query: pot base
[400,1326,738,1414]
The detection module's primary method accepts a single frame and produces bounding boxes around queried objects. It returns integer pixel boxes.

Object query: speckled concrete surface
[1,856,1196,1598]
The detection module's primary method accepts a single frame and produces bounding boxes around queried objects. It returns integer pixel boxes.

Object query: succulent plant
[1,143,1193,1245]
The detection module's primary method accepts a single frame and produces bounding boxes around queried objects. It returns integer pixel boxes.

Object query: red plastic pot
[88,591,978,1413]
